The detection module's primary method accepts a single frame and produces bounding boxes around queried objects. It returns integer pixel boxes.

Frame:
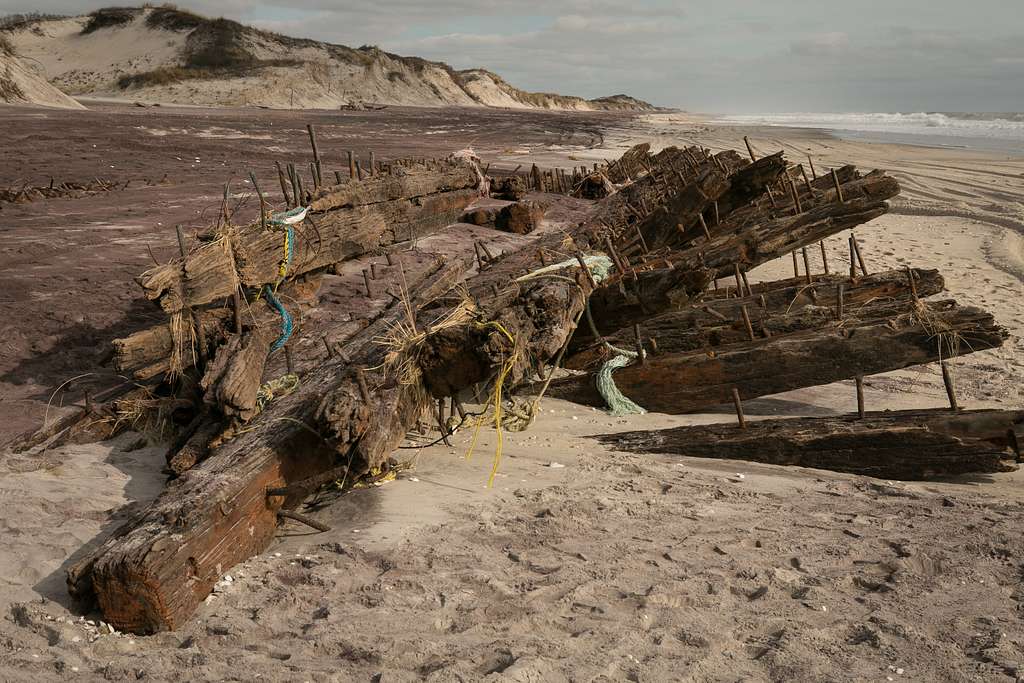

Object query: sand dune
[1,7,657,112]
[0,43,83,109]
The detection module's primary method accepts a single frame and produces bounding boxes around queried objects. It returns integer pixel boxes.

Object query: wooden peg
[819,241,830,275]
[275,161,291,207]
[348,151,356,179]
[740,305,756,341]
[731,388,746,428]
[807,154,817,179]
[855,375,865,418]
[836,282,845,319]
[792,250,800,278]
[634,324,646,365]
[574,250,597,290]
[906,266,919,302]
[369,151,376,176]
[362,269,374,298]
[802,247,812,285]
[851,235,869,276]
[941,361,959,411]
[699,214,712,240]
[831,169,844,202]
[743,136,756,161]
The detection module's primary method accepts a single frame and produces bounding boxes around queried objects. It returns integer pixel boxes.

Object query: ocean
[716,112,1024,154]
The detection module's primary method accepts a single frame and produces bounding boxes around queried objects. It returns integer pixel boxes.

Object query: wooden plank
[592,409,1023,480]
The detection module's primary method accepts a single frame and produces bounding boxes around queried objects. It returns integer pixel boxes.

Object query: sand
[1,107,1023,681]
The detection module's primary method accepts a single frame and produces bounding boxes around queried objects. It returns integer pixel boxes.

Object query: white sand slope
[0,49,84,109]
[1,7,657,111]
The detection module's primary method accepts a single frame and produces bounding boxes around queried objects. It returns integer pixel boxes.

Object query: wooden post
[855,375,865,418]
[348,151,356,179]
[788,177,803,214]
[741,271,752,297]
[800,166,814,195]
[334,170,343,184]
[574,250,597,290]
[370,263,378,280]
[362,269,374,298]
[831,169,844,202]
[356,161,364,181]
[275,161,291,208]
[288,164,300,208]
[309,161,319,190]
[322,336,333,358]
[306,124,321,186]
[740,305,756,341]
[734,263,744,293]
[233,289,243,334]
[369,151,377,177]
[249,171,266,230]
[792,250,800,278]
[852,235,869,276]
[478,241,495,261]
[807,154,817,179]
[802,247,812,285]
[743,136,756,162]
[731,388,746,429]
[385,252,394,267]
[941,362,959,412]
[848,235,858,278]
[819,241,830,274]
[284,346,294,374]
[699,214,712,241]
[836,283,845,319]
[634,324,646,365]
[713,201,720,226]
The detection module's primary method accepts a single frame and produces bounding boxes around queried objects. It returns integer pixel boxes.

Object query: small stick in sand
[277,510,330,532]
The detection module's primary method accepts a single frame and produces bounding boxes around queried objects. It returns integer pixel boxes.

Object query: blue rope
[264,284,293,352]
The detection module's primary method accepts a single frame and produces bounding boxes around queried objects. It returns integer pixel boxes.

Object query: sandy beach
[2,105,1023,681]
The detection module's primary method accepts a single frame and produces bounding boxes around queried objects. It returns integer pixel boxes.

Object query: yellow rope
[463,320,517,488]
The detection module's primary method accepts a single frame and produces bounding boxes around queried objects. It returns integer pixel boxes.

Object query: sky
[3,0,1023,112]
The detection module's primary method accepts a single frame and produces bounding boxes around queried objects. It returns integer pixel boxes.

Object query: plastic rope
[584,288,647,417]
[264,284,293,352]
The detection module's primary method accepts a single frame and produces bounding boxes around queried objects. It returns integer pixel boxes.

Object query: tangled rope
[259,206,304,352]
[584,285,647,417]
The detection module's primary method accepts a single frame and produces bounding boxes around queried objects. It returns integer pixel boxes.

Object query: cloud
[1,0,1022,112]
[789,32,850,57]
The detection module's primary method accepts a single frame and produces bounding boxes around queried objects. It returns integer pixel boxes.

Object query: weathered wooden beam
[67,256,467,634]
[592,409,1022,480]
[138,163,481,313]
[540,300,1006,414]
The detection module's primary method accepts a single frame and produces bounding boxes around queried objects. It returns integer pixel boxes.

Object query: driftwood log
[593,409,1024,479]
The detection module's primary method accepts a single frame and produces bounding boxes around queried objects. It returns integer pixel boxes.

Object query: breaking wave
[717,112,1024,142]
